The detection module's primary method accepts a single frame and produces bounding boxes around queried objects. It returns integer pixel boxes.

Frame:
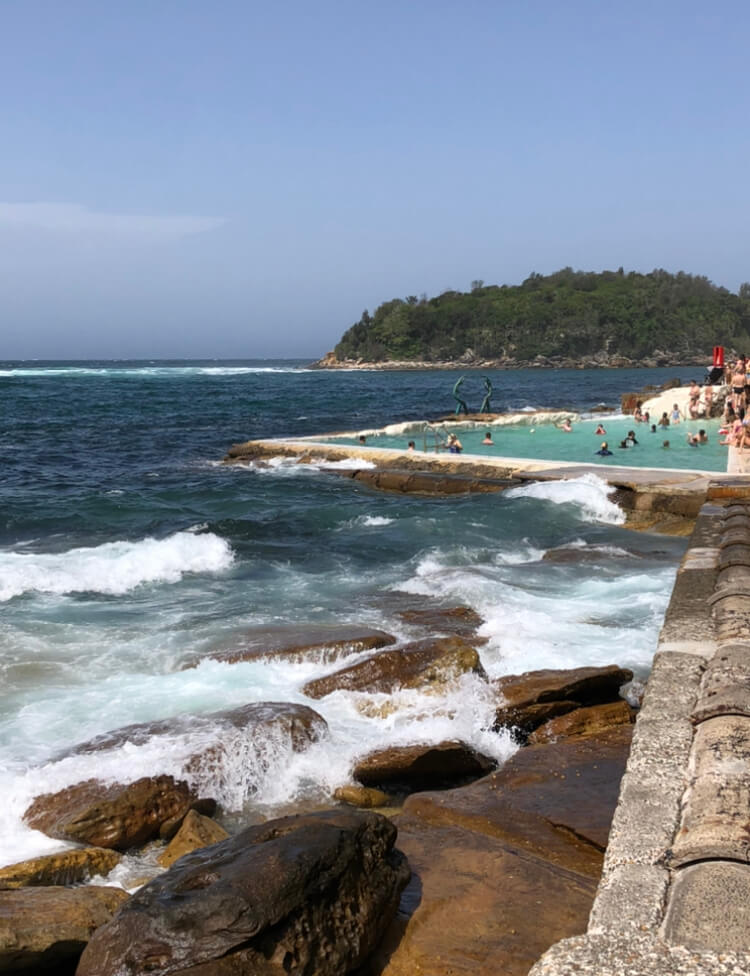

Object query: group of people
[594,427,640,456]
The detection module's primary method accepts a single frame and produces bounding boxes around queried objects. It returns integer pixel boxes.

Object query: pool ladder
[422,422,450,453]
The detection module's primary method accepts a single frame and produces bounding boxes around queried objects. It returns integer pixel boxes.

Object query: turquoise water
[333,415,726,472]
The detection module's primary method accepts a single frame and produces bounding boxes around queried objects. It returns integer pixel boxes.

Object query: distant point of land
[311,268,750,370]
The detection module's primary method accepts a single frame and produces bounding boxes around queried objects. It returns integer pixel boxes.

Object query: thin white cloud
[0,202,226,239]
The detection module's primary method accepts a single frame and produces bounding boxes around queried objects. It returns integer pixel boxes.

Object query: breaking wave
[0,531,234,601]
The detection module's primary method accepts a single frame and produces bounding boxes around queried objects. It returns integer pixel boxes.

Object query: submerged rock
[24,776,204,851]
[353,741,496,789]
[0,847,121,889]
[0,885,128,974]
[63,701,328,757]
[182,624,397,669]
[77,809,410,976]
[302,636,486,699]
[395,605,486,641]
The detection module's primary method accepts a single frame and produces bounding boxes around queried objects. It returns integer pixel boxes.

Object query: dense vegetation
[334,269,750,363]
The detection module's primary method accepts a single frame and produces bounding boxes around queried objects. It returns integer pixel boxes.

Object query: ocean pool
[331,415,727,472]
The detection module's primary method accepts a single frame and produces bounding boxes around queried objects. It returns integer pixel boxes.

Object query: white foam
[0,366,306,378]
[0,531,234,601]
[504,473,626,525]
[251,456,375,476]
[343,515,395,528]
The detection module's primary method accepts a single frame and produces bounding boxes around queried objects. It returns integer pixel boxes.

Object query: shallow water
[0,362,690,873]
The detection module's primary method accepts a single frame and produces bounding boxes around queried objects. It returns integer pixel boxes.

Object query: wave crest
[0,531,234,601]
[505,473,625,525]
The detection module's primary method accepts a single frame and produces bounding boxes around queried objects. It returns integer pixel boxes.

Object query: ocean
[0,361,695,879]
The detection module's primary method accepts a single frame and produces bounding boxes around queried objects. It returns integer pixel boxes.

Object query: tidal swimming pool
[328,416,727,472]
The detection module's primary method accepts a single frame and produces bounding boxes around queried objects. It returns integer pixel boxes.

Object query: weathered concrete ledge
[224,438,731,532]
[530,485,750,974]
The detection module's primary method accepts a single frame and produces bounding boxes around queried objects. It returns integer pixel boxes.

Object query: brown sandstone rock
[361,725,632,976]
[182,624,397,669]
[157,810,229,868]
[353,741,496,789]
[76,809,410,976]
[0,885,128,974]
[0,847,121,889]
[24,776,201,851]
[493,664,633,733]
[334,785,391,808]
[494,699,581,736]
[528,700,635,744]
[302,636,486,699]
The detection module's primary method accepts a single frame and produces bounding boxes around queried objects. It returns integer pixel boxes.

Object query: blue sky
[2,0,748,358]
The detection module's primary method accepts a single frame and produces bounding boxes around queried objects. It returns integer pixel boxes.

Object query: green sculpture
[479,375,493,413]
[453,376,469,415]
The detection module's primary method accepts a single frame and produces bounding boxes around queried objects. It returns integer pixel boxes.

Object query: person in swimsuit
[704,385,714,417]
[595,423,607,435]
[670,404,682,424]
[658,412,670,428]
[595,441,613,456]
[447,433,463,453]
[482,431,493,445]
[556,418,573,432]
[731,361,746,410]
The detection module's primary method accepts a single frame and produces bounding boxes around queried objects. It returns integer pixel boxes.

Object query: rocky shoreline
[0,605,637,975]
[309,350,710,371]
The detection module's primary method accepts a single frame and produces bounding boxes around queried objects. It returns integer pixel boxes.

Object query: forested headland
[320,269,750,368]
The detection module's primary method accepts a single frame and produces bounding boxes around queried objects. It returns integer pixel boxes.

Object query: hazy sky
[2,1,748,358]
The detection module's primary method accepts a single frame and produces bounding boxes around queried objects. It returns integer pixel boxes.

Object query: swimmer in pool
[595,424,607,435]
[556,418,573,432]
[482,431,493,445]
[595,441,613,456]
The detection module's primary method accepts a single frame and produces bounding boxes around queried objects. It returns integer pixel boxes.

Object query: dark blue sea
[0,361,693,877]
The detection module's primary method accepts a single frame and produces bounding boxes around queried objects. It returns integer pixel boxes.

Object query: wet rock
[77,809,410,976]
[528,700,635,743]
[183,703,328,793]
[24,776,203,851]
[362,725,632,976]
[302,636,486,699]
[0,847,121,889]
[494,699,581,736]
[0,885,128,974]
[493,664,633,733]
[351,469,512,496]
[353,741,496,789]
[182,624,397,668]
[395,605,485,641]
[542,545,638,564]
[334,785,391,808]
[60,703,328,811]
[157,810,229,868]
